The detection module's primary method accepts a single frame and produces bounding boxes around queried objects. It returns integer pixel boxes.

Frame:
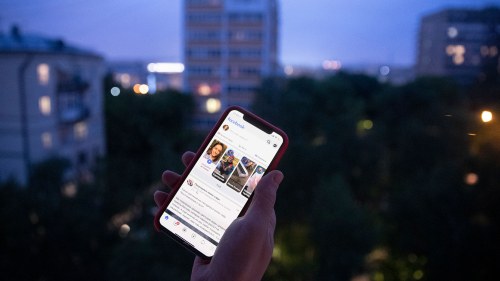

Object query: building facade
[416,7,500,84]
[184,0,279,130]
[0,27,106,185]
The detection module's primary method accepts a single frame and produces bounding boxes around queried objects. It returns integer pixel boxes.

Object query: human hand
[154,151,284,281]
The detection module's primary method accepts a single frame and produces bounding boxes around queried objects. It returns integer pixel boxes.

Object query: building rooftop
[0,26,101,58]
[422,6,500,23]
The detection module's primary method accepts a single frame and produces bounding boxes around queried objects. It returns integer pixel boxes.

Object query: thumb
[245,170,283,218]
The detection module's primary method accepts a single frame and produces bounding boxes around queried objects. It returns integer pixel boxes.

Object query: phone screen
[158,109,285,257]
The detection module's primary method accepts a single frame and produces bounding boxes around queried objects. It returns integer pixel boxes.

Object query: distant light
[147,74,156,94]
[147,63,184,73]
[39,96,51,115]
[413,270,424,280]
[37,63,50,85]
[453,55,464,65]
[465,173,478,186]
[446,44,465,65]
[62,182,78,198]
[447,27,458,38]
[284,65,294,76]
[206,98,221,113]
[379,66,390,76]
[358,119,373,131]
[322,60,342,70]
[119,224,131,238]
[41,132,52,149]
[133,84,141,94]
[468,133,477,136]
[139,84,149,94]
[119,73,131,88]
[362,120,373,129]
[481,110,493,123]
[110,87,120,96]
[74,122,88,140]
[198,83,212,96]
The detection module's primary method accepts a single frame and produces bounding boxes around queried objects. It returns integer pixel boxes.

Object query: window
[39,96,51,115]
[37,63,50,85]
[187,31,221,41]
[187,48,221,59]
[228,13,263,23]
[187,13,221,24]
[41,132,52,149]
[228,48,262,58]
[74,122,88,140]
[188,66,218,76]
[228,30,262,41]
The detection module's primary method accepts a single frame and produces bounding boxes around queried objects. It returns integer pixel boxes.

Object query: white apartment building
[0,27,106,185]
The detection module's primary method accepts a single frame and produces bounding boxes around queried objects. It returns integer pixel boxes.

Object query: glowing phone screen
[159,110,284,257]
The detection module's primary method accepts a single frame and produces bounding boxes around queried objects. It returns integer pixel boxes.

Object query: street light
[481,110,493,123]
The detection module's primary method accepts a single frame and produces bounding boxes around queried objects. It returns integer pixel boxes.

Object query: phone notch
[242,113,273,134]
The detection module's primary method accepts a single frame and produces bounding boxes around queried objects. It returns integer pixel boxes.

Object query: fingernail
[273,172,284,184]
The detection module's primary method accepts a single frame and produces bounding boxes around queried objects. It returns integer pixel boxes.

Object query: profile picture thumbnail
[203,139,227,164]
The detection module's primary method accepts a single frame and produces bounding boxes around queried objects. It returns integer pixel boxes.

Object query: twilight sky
[0,0,496,67]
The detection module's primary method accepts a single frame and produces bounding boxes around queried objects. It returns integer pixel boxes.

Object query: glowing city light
[39,96,51,115]
[465,173,478,186]
[133,84,141,94]
[110,87,120,96]
[37,63,50,85]
[362,119,373,130]
[284,65,294,76]
[322,60,342,70]
[139,84,149,94]
[198,83,212,96]
[481,110,493,123]
[447,27,458,38]
[119,73,131,88]
[379,66,390,76]
[147,63,185,73]
[446,45,466,65]
[62,182,78,198]
[206,98,221,113]
[119,224,131,237]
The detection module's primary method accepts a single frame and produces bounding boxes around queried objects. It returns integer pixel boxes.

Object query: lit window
[453,56,464,65]
[445,44,466,65]
[206,98,221,113]
[198,83,212,96]
[39,96,51,115]
[37,64,50,85]
[41,132,52,149]
[74,122,88,140]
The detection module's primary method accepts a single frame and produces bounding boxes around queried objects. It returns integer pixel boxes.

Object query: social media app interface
[160,110,283,256]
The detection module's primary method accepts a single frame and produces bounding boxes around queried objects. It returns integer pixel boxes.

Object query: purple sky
[0,0,496,67]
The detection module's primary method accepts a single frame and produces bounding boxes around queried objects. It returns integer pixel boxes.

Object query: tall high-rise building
[184,0,279,130]
[0,27,106,185]
[416,7,500,84]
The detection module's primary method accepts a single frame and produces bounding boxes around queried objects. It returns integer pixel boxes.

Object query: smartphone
[154,106,288,259]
